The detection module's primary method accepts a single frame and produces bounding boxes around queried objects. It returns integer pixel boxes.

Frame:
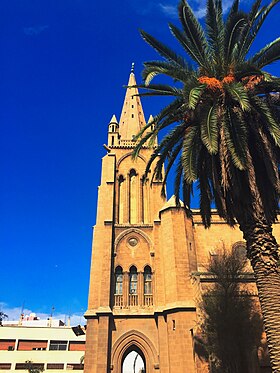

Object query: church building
[84,67,276,373]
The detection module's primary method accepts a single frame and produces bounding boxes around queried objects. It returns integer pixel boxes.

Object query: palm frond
[178,0,210,69]
[148,122,187,183]
[198,157,212,228]
[251,96,280,146]
[233,62,262,81]
[140,29,189,68]
[161,140,183,197]
[224,108,248,170]
[227,0,239,19]
[225,82,250,111]
[200,103,219,154]
[250,37,280,68]
[142,60,193,85]
[239,0,280,60]
[174,161,183,205]
[224,12,247,65]
[237,0,262,60]
[169,23,209,70]
[206,0,225,73]
[132,84,183,97]
[188,84,206,109]
[182,125,201,183]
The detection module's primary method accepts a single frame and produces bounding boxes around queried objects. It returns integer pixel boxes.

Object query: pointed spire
[148,114,154,123]
[109,114,118,124]
[148,114,158,146]
[119,65,146,140]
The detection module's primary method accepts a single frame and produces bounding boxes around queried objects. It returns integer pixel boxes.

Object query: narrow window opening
[144,265,153,306]
[129,266,138,306]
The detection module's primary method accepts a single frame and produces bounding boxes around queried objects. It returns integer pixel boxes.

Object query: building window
[49,340,68,351]
[144,266,153,306]
[118,175,125,223]
[129,169,137,224]
[68,341,86,351]
[16,363,44,370]
[17,340,47,351]
[131,114,134,118]
[0,363,11,370]
[115,266,123,295]
[0,340,15,351]
[66,363,84,370]
[47,363,64,370]
[144,266,152,295]
[129,266,138,294]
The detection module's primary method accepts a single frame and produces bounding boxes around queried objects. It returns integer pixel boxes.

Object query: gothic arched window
[118,175,125,223]
[144,266,152,295]
[129,266,138,294]
[129,169,137,224]
[115,266,123,295]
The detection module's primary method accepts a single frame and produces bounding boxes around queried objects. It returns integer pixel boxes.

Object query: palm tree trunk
[239,219,280,373]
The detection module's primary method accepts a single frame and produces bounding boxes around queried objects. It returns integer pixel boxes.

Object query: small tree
[0,312,8,326]
[196,248,263,373]
[25,361,44,373]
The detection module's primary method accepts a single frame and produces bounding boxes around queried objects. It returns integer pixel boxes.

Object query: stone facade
[84,69,279,373]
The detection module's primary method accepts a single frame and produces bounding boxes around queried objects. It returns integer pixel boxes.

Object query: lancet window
[144,266,153,306]
[129,169,137,224]
[113,265,153,308]
[114,266,123,307]
[129,266,138,306]
[118,175,125,223]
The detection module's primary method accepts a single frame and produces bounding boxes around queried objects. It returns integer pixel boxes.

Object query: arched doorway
[111,330,159,373]
[122,345,145,373]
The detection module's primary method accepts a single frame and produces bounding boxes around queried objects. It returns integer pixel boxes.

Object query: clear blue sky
[0,0,279,322]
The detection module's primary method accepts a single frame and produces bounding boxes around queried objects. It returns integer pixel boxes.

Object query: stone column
[138,272,144,307]
[123,272,129,308]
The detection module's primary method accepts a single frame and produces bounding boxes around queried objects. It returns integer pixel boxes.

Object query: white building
[0,315,86,372]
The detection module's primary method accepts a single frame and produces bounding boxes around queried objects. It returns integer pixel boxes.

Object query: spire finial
[131,62,135,73]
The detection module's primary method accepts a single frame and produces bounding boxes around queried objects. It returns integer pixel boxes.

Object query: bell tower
[84,66,198,373]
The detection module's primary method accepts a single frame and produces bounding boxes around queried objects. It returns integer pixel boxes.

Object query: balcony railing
[114,294,123,307]
[128,294,138,307]
[144,294,153,306]
[114,294,154,308]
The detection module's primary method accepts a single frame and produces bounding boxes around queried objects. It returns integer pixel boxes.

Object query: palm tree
[0,311,8,326]
[133,0,280,370]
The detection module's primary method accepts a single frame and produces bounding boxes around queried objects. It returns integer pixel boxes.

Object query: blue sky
[0,0,279,323]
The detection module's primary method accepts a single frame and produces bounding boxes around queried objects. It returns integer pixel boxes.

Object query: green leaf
[252,96,280,146]
[201,104,219,154]
[178,0,210,69]
[226,82,250,111]
[182,125,200,183]
[224,108,248,170]
[238,0,280,60]
[188,84,206,109]
[206,0,225,72]
[142,60,193,85]
[140,30,188,68]
[250,37,280,68]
